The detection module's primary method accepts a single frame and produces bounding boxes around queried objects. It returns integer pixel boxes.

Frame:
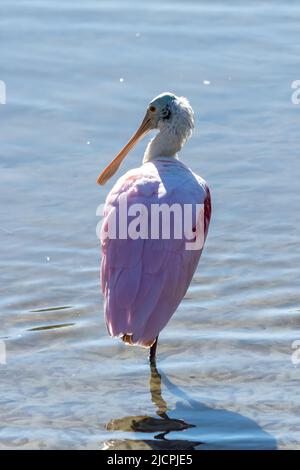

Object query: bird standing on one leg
[98,93,211,362]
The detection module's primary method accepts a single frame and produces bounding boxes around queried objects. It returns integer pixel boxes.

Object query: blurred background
[0,0,299,449]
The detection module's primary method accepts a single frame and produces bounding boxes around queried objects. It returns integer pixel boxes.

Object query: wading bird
[97,93,211,363]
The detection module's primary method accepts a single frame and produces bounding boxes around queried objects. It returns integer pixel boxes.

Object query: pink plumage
[100,157,211,347]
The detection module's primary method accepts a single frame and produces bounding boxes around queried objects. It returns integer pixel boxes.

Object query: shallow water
[0,0,300,449]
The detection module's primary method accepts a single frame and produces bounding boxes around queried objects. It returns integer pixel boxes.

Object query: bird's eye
[149,105,156,112]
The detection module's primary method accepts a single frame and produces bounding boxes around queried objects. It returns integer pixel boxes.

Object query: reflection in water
[104,363,277,450]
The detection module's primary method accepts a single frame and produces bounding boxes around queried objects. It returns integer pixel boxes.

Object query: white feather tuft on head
[144,94,195,161]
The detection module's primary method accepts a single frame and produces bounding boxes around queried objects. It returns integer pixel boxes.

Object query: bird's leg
[149,359,169,419]
[149,336,158,364]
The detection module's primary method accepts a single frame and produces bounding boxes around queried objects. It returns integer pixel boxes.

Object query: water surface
[0,0,300,449]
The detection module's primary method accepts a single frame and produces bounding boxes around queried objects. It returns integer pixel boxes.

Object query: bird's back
[100,157,211,346]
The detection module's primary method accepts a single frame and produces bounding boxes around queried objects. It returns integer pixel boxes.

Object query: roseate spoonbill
[97,92,211,362]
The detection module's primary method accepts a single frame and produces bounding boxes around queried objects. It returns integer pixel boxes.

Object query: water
[0,0,299,449]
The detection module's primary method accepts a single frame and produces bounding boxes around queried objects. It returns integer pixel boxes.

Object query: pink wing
[100,159,211,347]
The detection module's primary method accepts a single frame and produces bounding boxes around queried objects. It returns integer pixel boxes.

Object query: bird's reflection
[104,363,200,450]
[104,362,277,450]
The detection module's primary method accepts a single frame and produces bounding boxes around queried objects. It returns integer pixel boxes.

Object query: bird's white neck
[143,127,181,163]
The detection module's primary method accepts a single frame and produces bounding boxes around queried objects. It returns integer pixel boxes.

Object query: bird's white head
[97,92,194,185]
